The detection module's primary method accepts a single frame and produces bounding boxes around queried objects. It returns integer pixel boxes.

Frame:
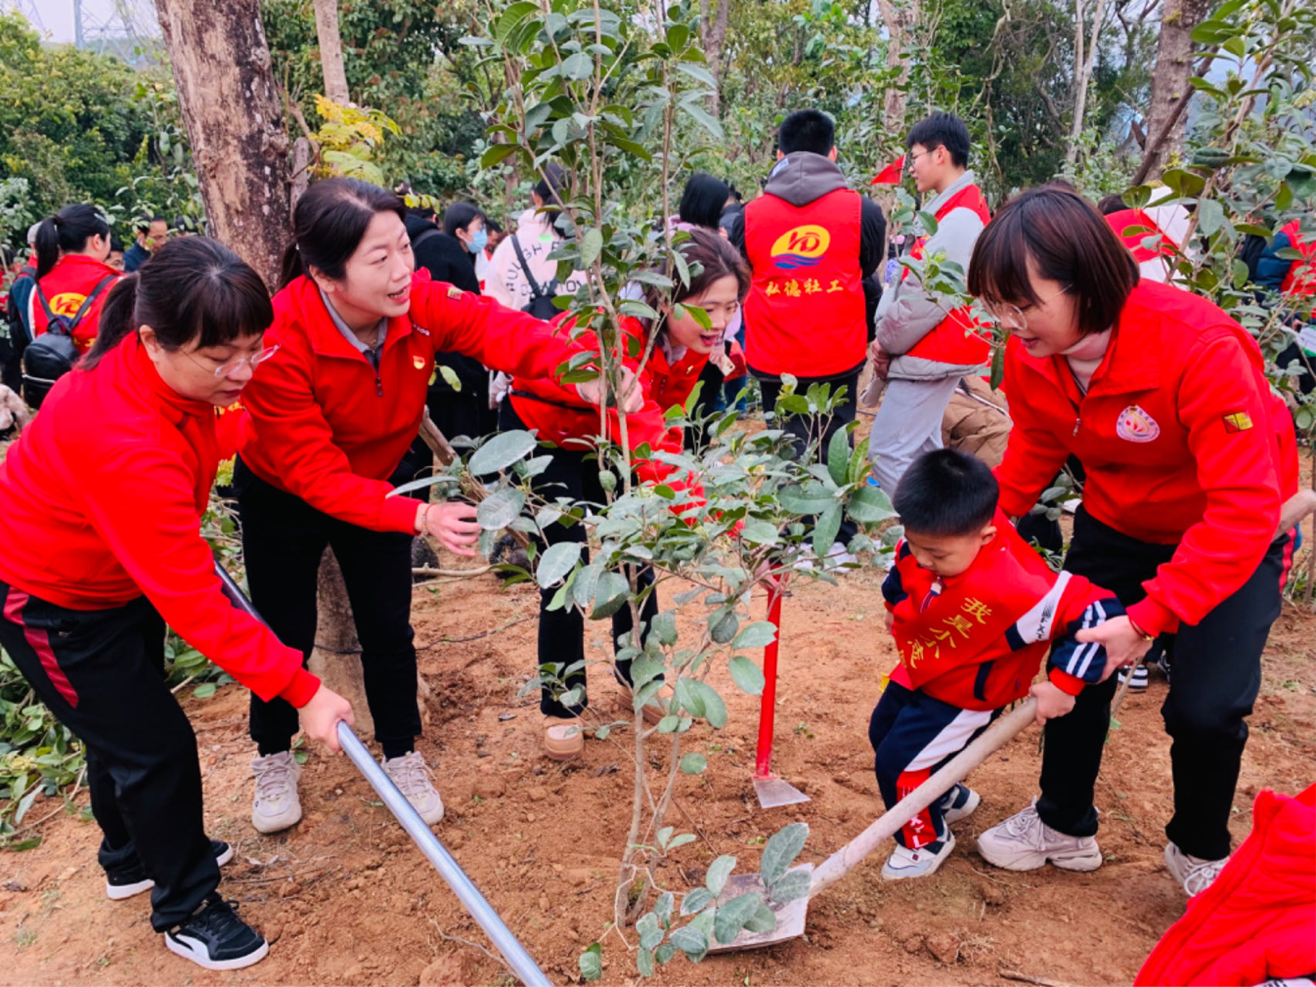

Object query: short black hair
[778,109,835,156]
[533,163,566,207]
[678,172,729,230]
[135,213,167,233]
[484,217,503,234]
[893,449,998,537]
[109,235,125,252]
[1097,193,1127,216]
[906,112,970,169]
[442,201,485,236]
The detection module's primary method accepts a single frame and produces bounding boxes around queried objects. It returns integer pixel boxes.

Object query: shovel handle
[754,580,785,779]
[809,696,1037,897]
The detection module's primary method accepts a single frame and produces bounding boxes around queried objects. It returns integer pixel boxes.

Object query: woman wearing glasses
[233,178,633,834]
[966,186,1297,897]
[0,237,354,971]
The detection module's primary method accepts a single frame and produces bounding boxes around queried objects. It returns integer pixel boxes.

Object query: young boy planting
[872,449,1122,879]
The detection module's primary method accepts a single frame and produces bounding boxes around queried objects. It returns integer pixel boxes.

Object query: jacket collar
[288,274,415,361]
[762,152,849,207]
[918,170,977,229]
[938,508,1012,589]
[46,252,119,283]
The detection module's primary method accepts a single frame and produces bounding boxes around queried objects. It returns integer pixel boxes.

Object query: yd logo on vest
[1115,405,1160,443]
[770,225,831,271]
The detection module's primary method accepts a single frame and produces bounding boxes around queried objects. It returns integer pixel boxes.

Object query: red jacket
[904,183,992,366]
[743,187,867,377]
[882,513,1121,710]
[1106,207,1178,263]
[509,315,701,487]
[996,280,1295,638]
[32,254,121,353]
[238,272,584,533]
[0,337,317,706]
[1279,219,1316,309]
[1135,784,1315,986]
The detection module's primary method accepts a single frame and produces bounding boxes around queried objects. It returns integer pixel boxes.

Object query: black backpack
[22,275,116,409]
[510,236,561,321]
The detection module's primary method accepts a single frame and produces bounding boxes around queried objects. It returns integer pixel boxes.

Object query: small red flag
[870,155,906,185]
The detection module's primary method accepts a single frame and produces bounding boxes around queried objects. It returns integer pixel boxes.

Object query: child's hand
[1029,680,1076,726]
[884,608,895,634]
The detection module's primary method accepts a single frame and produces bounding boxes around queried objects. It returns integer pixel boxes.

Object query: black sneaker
[106,839,234,900]
[164,893,268,971]
[1117,664,1149,691]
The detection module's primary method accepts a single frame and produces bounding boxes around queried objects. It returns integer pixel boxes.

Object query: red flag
[871,155,905,185]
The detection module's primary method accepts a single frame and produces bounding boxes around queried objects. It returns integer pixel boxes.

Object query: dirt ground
[1,549,1314,987]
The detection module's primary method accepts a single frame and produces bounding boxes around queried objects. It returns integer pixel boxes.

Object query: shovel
[213,562,550,987]
[752,578,811,809]
[713,696,1038,952]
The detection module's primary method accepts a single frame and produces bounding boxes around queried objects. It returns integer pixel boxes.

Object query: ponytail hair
[280,177,407,289]
[35,203,111,280]
[642,227,750,333]
[81,237,273,371]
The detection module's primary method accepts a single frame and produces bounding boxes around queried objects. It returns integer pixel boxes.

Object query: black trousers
[500,399,658,718]
[427,377,498,448]
[757,369,860,547]
[1036,507,1288,860]
[0,584,217,931]
[234,458,421,759]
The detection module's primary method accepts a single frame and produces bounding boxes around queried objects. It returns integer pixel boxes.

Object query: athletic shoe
[976,802,1102,872]
[107,840,235,901]
[881,832,956,880]
[1163,842,1228,897]
[1117,664,1149,691]
[544,716,584,761]
[938,783,981,825]
[251,751,302,834]
[382,751,445,825]
[164,893,268,971]
[1153,651,1172,683]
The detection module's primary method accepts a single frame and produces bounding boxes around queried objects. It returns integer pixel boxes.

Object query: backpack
[510,236,561,321]
[22,275,116,409]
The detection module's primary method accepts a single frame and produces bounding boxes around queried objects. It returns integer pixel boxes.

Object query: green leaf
[469,430,537,475]
[846,484,896,524]
[669,924,709,962]
[1197,198,1225,237]
[655,891,675,927]
[636,912,663,950]
[732,622,778,649]
[192,683,217,699]
[578,942,603,981]
[655,943,676,965]
[812,503,843,558]
[760,822,809,885]
[916,210,940,236]
[768,868,811,903]
[477,486,526,530]
[713,892,761,944]
[437,364,463,391]
[589,570,630,619]
[744,902,777,933]
[680,887,714,915]
[636,947,655,977]
[739,519,779,545]
[679,752,707,774]
[668,833,696,850]
[479,143,521,169]
[679,100,724,139]
[779,482,835,515]
[705,854,737,896]
[710,609,739,644]
[826,427,850,486]
[691,681,728,728]
[536,541,582,589]
[580,227,604,268]
[727,657,765,695]
[674,677,706,719]
[651,610,678,646]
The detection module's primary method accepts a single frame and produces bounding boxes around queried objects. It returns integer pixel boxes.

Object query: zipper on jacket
[375,372,383,397]
[1073,417,1081,437]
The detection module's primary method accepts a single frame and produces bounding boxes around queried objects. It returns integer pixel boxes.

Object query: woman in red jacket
[235,178,629,832]
[965,187,1296,897]
[504,228,749,759]
[29,203,120,353]
[0,238,352,971]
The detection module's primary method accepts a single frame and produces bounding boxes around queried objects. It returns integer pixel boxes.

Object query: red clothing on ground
[1135,784,1316,986]
[238,272,585,534]
[995,279,1296,638]
[0,337,317,706]
[31,254,121,354]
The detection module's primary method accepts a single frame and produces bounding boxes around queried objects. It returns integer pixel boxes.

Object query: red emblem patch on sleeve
[1222,412,1253,432]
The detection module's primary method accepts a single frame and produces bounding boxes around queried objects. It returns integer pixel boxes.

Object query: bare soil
[2,554,1314,987]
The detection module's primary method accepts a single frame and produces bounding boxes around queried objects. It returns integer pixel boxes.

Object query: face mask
[467,229,488,254]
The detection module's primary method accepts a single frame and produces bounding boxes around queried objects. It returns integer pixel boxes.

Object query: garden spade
[753,579,811,809]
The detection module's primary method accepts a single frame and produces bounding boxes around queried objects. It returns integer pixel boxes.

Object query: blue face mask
[467,229,488,254]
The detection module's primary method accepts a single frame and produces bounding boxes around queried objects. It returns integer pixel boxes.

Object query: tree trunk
[1065,0,1109,167]
[1140,0,1210,179]
[307,549,375,737]
[312,0,351,105]
[877,0,920,137]
[153,0,291,291]
[699,0,728,118]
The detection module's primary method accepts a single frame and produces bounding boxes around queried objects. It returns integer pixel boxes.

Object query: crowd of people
[0,106,1312,973]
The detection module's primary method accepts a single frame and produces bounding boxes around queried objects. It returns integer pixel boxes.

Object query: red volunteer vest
[904,183,992,366]
[1279,219,1316,299]
[1105,208,1177,262]
[743,187,866,378]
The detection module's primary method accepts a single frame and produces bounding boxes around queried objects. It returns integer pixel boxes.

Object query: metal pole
[212,563,552,987]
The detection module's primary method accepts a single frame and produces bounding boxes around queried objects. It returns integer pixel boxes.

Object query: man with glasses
[868,112,991,492]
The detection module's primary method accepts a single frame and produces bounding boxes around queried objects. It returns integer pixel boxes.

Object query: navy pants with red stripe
[0,583,218,930]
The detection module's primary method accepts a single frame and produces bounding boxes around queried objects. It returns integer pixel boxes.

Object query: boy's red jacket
[995,279,1296,638]
[32,254,121,353]
[1135,784,1315,987]
[238,272,584,533]
[882,513,1123,710]
[0,337,318,707]
[508,315,711,488]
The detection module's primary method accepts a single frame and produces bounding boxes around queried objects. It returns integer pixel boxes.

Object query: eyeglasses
[186,345,280,380]
[984,285,1072,333]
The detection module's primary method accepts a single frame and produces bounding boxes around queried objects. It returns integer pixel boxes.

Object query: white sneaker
[881,832,956,880]
[938,783,981,825]
[382,751,445,825]
[251,752,302,834]
[1163,842,1228,897]
[976,802,1102,872]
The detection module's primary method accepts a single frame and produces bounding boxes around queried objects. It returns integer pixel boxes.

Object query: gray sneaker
[881,832,956,880]
[251,752,302,834]
[976,802,1102,872]
[382,751,444,825]
[1163,842,1228,896]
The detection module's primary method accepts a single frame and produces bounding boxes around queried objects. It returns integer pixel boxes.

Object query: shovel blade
[753,776,811,809]
[706,865,813,953]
